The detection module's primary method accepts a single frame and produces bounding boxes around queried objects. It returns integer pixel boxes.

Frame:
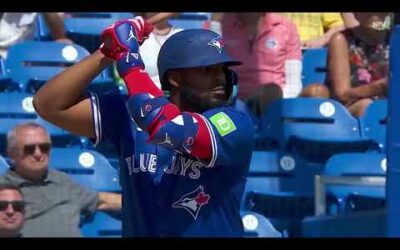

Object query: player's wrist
[116,51,145,77]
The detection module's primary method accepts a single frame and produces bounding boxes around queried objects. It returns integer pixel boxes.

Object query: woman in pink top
[219,13,304,116]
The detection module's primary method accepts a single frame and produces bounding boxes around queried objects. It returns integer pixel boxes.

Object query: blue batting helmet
[157,29,241,103]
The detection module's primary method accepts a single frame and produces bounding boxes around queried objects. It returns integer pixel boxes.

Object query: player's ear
[167,71,180,88]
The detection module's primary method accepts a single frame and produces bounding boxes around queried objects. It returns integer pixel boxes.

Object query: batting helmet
[157,29,241,104]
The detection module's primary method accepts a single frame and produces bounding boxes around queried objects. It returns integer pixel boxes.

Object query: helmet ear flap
[224,68,238,105]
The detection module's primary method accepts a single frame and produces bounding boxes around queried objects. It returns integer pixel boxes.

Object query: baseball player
[33,16,254,237]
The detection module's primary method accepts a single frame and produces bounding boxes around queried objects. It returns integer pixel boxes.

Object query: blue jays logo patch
[208,37,225,53]
[172,185,210,220]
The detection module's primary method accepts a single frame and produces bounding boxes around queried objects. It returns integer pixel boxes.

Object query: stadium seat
[243,191,316,237]
[168,20,208,30]
[240,210,282,237]
[301,210,386,237]
[49,147,121,192]
[234,99,259,130]
[243,150,325,203]
[302,48,328,86]
[0,155,9,175]
[80,211,122,237]
[0,92,83,155]
[323,152,386,214]
[5,41,115,93]
[0,57,15,92]
[242,150,283,208]
[261,98,374,162]
[62,12,133,53]
[177,12,212,20]
[359,99,388,151]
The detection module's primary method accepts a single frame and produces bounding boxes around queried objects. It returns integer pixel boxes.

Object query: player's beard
[180,84,228,113]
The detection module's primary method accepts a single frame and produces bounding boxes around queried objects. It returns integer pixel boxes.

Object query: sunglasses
[22,143,51,156]
[0,200,26,212]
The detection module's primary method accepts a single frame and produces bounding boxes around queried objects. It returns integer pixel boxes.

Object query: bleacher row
[0,12,387,237]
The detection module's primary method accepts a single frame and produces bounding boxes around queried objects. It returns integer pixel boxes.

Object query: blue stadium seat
[177,12,212,20]
[240,210,282,237]
[169,19,207,30]
[243,150,325,203]
[242,150,282,208]
[261,98,374,162]
[234,99,259,130]
[301,210,386,237]
[0,57,15,92]
[80,211,122,237]
[0,155,9,175]
[302,48,328,86]
[49,147,121,192]
[61,12,134,53]
[0,92,83,155]
[5,41,115,93]
[323,152,386,214]
[359,99,388,151]
[243,191,316,237]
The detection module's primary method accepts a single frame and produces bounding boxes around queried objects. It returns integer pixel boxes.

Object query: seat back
[0,93,83,155]
[169,19,208,30]
[5,41,113,93]
[263,98,362,146]
[0,155,9,175]
[359,99,388,150]
[63,12,134,53]
[240,210,282,237]
[302,48,328,86]
[301,210,386,237]
[324,152,386,213]
[261,98,371,162]
[50,147,121,192]
[80,211,122,237]
[176,12,211,20]
[0,57,15,91]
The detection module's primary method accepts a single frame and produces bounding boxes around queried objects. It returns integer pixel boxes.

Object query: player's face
[177,64,229,113]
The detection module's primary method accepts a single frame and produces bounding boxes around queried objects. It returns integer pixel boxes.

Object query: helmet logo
[208,37,224,53]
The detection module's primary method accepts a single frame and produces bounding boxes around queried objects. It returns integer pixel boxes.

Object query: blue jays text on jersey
[89,93,254,237]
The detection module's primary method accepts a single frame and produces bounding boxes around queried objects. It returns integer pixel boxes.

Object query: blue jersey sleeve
[88,92,129,146]
[202,105,255,174]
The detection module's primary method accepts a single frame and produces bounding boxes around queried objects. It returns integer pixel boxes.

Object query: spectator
[0,183,25,238]
[327,12,392,117]
[139,12,183,89]
[283,13,345,48]
[0,122,121,237]
[341,13,361,29]
[113,12,181,90]
[219,12,303,116]
[0,13,72,58]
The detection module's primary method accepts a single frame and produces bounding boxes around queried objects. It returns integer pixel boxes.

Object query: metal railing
[314,175,386,216]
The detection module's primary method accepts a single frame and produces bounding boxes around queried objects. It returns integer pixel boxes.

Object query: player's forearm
[97,192,122,211]
[123,69,212,160]
[34,51,112,116]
